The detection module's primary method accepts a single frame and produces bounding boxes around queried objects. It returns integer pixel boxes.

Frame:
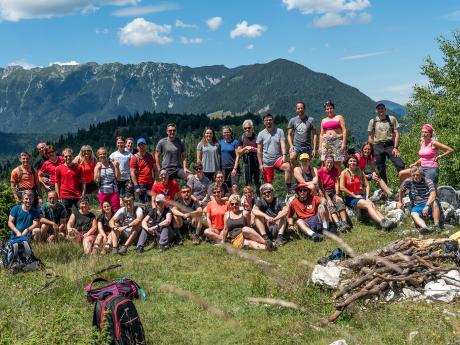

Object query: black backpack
[1,236,44,273]
[93,294,146,345]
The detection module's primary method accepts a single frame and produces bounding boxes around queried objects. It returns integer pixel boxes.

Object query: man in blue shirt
[8,190,41,239]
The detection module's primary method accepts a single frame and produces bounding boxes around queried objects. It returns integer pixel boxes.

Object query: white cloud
[206,16,223,31]
[0,0,139,21]
[49,60,80,66]
[288,46,295,53]
[230,21,267,39]
[118,18,172,46]
[7,59,39,69]
[96,27,109,34]
[282,0,372,28]
[313,11,371,28]
[112,4,177,17]
[247,44,254,49]
[180,37,203,44]
[339,51,386,60]
[176,19,197,29]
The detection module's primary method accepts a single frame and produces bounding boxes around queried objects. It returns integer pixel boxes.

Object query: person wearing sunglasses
[197,127,220,181]
[151,169,180,207]
[187,162,210,206]
[253,183,288,247]
[288,101,317,166]
[172,185,204,245]
[39,144,64,192]
[287,183,328,242]
[204,171,229,203]
[203,187,229,243]
[155,123,190,180]
[220,194,267,250]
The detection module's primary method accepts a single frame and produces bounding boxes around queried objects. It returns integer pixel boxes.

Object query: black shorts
[116,180,132,197]
[61,198,79,214]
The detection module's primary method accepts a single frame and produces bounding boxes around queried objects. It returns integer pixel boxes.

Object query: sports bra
[322,120,341,130]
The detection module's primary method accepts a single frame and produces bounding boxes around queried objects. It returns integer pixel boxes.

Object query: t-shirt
[355,153,375,174]
[368,115,399,143]
[73,211,96,233]
[180,199,200,211]
[9,205,41,232]
[129,153,155,185]
[255,197,286,218]
[156,137,185,170]
[288,116,314,150]
[79,160,95,184]
[400,177,435,206]
[151,180,180,200]
[207,182,229,199]
[110,150,133,181]
[113,206,144,226]
[146,207,172,227]
[317,166,339,191]
[288,196,321,220]
[187,174,210,201]
[196,142,220,173]
[219,139,238,169]
[97,213,112,233]
[10,166,36,190]
[55,164,83,199]
[41,202,67,223]
[256,127,285,166]
[205,200,229,231]
[40,156,65,185]
[238,133,258,164]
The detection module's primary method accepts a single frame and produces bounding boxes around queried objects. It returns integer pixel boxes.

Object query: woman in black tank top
[221,194,267,250]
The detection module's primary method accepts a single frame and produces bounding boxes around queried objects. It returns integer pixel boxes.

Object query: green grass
[2,224,460,345]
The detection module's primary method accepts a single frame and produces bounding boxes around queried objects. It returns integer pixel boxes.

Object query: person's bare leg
[399,168,411,184]
[277,218,287,235]
[244,239,266,250]
[357,200,383,223]
[203,228,223,242]
[125,227,140,247]
[377,178,392,195]
[411,212,427,229]
[254,216,268,236]
[282,162,292,184]
[339,210,348,222]
[296,219,315,236]
[432,202,441,224]
[242,227,265,244]
[83,237,95,254]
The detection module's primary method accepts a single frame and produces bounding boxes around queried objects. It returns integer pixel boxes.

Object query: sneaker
[91,244,100,255]
[192,234,201,245]
[370,189,384,202]
[420,227,433,235]
[118,245,127,255]
[136,245,144,254]
[111,247,118,255]
[275,235,285,247]
[431,224,442,233]
[310,232,324,242]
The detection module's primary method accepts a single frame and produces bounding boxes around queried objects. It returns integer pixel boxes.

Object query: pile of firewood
[319,238,460,327]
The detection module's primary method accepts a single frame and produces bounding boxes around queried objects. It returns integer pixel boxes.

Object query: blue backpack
[1,236,43,273]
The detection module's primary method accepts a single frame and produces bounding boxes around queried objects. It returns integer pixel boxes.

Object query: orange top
[10,166,36,189]
[288,195,321,220]
[205,200,229,231]
[79,160,95,183]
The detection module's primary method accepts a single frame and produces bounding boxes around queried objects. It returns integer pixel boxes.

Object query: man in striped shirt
[397,166,441,233]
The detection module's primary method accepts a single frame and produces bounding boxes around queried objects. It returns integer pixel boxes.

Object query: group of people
[7,101,454,254]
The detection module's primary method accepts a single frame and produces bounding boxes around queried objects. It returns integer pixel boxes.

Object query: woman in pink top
[399,124,453,184]
[319,101,347,170]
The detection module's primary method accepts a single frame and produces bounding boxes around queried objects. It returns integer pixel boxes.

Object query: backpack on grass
[93,294,146,345]
[1,236,44,273]
[85,277,146,302]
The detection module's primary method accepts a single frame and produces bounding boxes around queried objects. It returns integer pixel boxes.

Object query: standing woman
[73,145,98,194]
[196,127,220,181]
[220,126,240,190]
[94,147,121,212]
[235,120,260,193]
[399,124,454,185]
[320,101,347,170]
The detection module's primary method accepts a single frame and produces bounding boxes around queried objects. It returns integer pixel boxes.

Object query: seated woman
[293,153,318,191]
[67,196,97,254]
[399,124,454,185]
[355,143,392,200]
[221,194,267,250]
[203,186,229,243]
[93,201,118,255]
[339,156,395,231]
[204,171,229,204]
[187,162,210,207]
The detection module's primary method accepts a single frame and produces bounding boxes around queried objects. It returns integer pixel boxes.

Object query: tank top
[301,166,314,182]
[419,140,438,168]
[99,163,118,194]
[74,211,95,233]
[355,153,373,174]
[226,212,247,239]
[345,169,363,194]
[322,120,341,130]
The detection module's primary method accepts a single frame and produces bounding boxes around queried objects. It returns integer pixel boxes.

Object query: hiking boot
[118,245,127,255]
[262,235,274,251]
[91,244,100,255]
[342,222,352,232]
[310,232,323,242]
[111,247,119,255]
[370,189,384,202]
[192,234,201,245]
[431,224,442,233]
[380,219,391,231]
[136,245,144,254]
[420,227,433,235]
[275,235,285,247]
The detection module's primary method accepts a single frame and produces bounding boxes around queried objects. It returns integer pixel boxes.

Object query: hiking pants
[373,141,405,183]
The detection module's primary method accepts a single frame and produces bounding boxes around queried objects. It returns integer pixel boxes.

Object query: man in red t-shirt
[287,183,328,242]
[129,138,157,203]
[55,148,85,216]
[151,169,180,207]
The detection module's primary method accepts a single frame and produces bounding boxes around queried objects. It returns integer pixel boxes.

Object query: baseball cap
[299,153,310,161]
[137,138,147,145]
[155,194,166,202]
[375,103,386,109]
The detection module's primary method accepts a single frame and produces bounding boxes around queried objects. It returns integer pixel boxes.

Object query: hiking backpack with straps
[1,236,43,273]
[93,294,146,345]
[85,277,146,302]
[370,115,395,136]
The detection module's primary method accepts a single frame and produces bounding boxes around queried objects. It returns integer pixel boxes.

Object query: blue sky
[1,0,459,104]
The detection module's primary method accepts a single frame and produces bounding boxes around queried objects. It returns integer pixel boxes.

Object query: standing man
[34,142,48,171]
[368,103,405,183]
[288,102,317,165]
[55,148,86,216]
[130,138,156,203]
[10,152,41,207]
[155,123,189,180]
[257,113,292,192]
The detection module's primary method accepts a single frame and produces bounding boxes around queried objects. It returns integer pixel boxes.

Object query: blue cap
[137,138,147,145]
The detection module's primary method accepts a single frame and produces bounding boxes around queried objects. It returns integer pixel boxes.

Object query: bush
[0,184,16,240]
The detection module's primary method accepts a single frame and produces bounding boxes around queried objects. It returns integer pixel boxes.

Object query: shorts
[61,198,79,215]
[167,168,188,180]
[119,228,136,245]
[263,156,284,183]
[344,194,366,208]
[85,181,98,194]
[303,215,322,232]
[411,201,432,217]
[421,167,439,185]
[321,136,344,162]
[293,145,312,156]
[136,183,153,203]
[78,232,96,242]
[231,231,245,249]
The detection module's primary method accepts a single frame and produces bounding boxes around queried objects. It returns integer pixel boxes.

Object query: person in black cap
[367,103,405,183]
